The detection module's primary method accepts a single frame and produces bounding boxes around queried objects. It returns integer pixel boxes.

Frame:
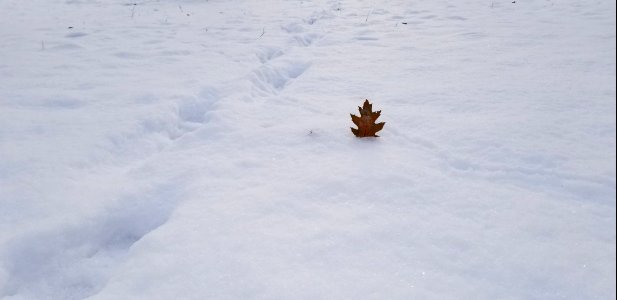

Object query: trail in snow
[0,0,615,299]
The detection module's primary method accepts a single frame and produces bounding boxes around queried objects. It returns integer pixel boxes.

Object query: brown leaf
[350,99,385,137]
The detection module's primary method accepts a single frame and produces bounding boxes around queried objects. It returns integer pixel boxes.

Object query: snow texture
[0,0,615,299]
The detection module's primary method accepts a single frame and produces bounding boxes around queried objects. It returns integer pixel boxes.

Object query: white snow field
[0,0,615,299]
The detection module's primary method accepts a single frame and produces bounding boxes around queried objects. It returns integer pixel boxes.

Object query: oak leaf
[350,99,385,137]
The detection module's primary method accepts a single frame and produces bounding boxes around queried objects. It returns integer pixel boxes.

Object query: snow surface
[0,0,615,299]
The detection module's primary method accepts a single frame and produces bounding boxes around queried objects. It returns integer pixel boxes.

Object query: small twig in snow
[365,8,373,23]
[257,27,265,39]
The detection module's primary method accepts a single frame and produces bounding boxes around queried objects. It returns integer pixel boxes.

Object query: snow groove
[245,9,333,97]
[0,184,181,300]
[173,88,220,139]
[249,60,311,95]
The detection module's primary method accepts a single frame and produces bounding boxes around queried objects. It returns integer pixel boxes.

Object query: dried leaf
[350,99,385,137]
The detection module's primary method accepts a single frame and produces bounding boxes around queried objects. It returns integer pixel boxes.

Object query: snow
[0,0,615,299]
